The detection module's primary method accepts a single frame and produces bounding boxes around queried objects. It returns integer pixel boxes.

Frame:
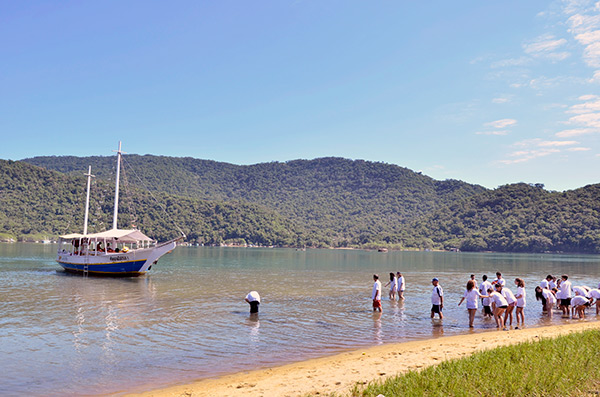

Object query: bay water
[2,243,600,395]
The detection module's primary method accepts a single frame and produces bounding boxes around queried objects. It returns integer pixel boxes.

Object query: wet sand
[129,320,600,397]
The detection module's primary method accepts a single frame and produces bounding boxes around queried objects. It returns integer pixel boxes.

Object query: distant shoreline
[128,320,600,397]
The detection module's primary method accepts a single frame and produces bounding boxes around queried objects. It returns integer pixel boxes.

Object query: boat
[56,142,183,276]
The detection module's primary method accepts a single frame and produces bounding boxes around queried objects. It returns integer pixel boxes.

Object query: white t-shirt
[389,277,398,291]
[494,278,506,287]
[463,289,481,309]
[573,286,589,298]
[490,291,508,307]
[549,280,557,290]
[542,289,556,304]
[501,288,517,305]
[571,296,589,307]
[589,289,600,299]
[540,279,549,289]
[431,285,443,305]
[372,280,382,300]
[557,280,572,299]
[246,291,261,303]
[398,276,405,291]
[515,286,526,307]
[479,280,492,295]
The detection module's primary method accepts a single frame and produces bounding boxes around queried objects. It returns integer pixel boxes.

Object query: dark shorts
[498,305,508,309]
[431,304,442,313]
[484,305,493,315]
[249,301,260,313]
[373,299,382,309]
[561,298,571,306]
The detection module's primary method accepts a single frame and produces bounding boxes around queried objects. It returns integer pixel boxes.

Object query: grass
[349,329,600,397]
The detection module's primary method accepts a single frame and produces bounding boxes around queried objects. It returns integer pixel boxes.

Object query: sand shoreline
[129,320,600,397]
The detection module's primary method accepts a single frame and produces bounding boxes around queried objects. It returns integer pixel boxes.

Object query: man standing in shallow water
[431,278,444,319]
[372,274,382,312]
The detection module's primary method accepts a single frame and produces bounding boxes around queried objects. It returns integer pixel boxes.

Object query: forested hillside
[0,160,301,246]
[5,156,600,253]
[24,155,485,245]
[411,183,600,253]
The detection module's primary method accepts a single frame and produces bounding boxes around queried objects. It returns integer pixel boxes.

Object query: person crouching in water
[535,286,556,316]
[245,291,261,313]
[571,291,590,319]
[488,286,508,329]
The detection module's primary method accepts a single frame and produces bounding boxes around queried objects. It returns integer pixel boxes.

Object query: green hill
[23,155,486,246]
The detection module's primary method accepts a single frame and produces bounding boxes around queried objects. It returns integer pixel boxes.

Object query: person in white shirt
[458,280,486,328]
[384,272,397,301]
[548,276,557,290]
[372,274,382,312]
[514,278,526,324]
[397,272,405,300]
[479,275,493,317]
[557,274,572,316]
[245,291,261,313]
[488,285,509,329]
[571,294,590,319]
[431,278,443,319]
[492,271,505,287]
[498,284,517,327]
[535,286,556,317]
[588,289,600,314]
[573,285,590,298]
[540,276,550,290]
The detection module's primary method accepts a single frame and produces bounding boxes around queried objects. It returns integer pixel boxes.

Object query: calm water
[2,243,600,395]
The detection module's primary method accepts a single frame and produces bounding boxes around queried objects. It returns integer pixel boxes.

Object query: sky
[1,1,600,191]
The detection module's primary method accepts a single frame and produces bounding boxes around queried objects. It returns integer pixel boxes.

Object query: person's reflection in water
[372,311,382,343]
[246,313,260,344]
[431,319,444,338]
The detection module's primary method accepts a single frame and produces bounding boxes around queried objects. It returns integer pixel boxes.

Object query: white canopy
[60,229,154,243]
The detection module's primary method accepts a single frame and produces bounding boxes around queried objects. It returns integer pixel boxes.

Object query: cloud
[500,138,579,164]
[484,119,518,129]
[590,70,600,82]
[566,6,600,68]
[554,94,600,137]
[567,147,592,151]
[537,140,579,147]
[490,57,530,69]
[523,34,568,53]
[492,95,513,104]
[499,148,560,164]
[555,128,597,137]
[475,130,508,136]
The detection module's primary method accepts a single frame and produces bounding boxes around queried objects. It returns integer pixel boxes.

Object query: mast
[83,166,95,235]
[112,141,124,230]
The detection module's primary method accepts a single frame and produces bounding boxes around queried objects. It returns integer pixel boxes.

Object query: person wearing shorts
[372,274,382,312]
[558,274,572,316]
[431,278,443,319]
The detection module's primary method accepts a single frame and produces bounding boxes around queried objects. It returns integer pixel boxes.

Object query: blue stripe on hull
[58,260,147,275]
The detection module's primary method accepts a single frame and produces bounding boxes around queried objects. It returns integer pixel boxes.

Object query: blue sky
[2,1,600,191]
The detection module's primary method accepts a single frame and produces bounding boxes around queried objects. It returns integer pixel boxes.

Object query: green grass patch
[350,329,600,397]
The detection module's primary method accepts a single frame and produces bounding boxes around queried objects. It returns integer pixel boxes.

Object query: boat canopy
[59,229,154,243]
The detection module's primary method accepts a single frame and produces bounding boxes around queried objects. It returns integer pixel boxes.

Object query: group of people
[371,271,600,330]
[534,274,600,319]
[371,272,406,312]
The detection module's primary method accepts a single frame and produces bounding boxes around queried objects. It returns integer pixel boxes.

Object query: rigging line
[119,162,138,228]
[121,157,186,238]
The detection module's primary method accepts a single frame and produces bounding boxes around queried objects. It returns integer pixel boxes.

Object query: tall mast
[112,141,124,230]
[83,166,95,235]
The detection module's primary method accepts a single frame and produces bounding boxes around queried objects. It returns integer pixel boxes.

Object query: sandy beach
[129,320,600,397]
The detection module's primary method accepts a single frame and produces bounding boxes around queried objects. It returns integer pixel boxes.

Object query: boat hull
[57,239,177,276]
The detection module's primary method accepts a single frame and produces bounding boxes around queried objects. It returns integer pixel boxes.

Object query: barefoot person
[372,274,382,312]
[458,280,486,328]
[397,272,405,300]
[488,285,508,329]
[514,278,526,324]
[384,272,397,301]
[431,278,443,319]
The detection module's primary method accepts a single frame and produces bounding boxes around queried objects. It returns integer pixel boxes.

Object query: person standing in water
[245,291,261,313]
[458,279,486,328]
[372,274,382,312]
[397,272,405,300]
[384,272,397,301]
[514,278,526,325]
[431,278,444,319]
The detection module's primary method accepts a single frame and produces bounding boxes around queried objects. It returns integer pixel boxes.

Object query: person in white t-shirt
[245,291,261,313]
[488,285,509,329]
[431,278,443,319]
[571,294,590,319]
[588,289,600,314]
[535,286,556,317]
[573,285,590,298]
[479,275,493,317]
[499,285,517,327]
[397,272,405,300]
[557,274,572,316]
[492,271,505,287]
[514,278,526,324]
[384,272,397,301]
[458,279,486,327]
[372,274,382,312]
